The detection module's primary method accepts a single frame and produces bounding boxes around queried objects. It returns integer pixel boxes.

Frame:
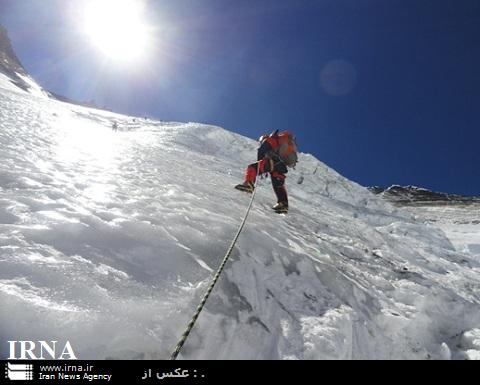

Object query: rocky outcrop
[0,24,33,92]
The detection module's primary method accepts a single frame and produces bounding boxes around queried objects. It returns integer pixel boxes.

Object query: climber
[235,130,298,214]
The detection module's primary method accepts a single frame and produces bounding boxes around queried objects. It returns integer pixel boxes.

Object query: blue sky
[1,0,479,195]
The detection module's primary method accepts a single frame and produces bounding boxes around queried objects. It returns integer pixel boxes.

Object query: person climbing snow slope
[235,130,298,214]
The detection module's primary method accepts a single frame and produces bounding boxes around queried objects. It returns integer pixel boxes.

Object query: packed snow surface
[1,77,480,360]
[409,205,480,259]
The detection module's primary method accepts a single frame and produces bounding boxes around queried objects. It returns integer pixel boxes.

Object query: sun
[82,0,151,63]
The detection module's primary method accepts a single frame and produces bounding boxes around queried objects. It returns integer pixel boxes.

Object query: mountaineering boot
[235,181,254,193]
[272,202,288,214]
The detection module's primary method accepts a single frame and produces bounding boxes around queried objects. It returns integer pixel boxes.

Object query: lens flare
[320,59,357,96]
[83,0,150,63]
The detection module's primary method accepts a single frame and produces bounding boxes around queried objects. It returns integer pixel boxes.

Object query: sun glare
[83,0,150,63]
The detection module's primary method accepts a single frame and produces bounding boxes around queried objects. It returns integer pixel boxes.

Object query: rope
[169,176,258,360]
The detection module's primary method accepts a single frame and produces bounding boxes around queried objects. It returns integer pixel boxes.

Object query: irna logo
[7,341,77,360]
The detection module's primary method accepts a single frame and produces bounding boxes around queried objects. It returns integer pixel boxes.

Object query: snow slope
[1,78,480,360]
[407,205,480,260]
[370,186,480,261]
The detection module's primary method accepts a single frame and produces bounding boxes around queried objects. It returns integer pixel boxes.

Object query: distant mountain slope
[0,25,24,74]
[0,24,49,97]
[0,24,100,108]
[369,185,480,206]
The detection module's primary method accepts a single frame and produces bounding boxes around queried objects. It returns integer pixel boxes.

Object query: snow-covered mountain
[0,25,50,98]
[1,37,480,360]
[0,24,100,108]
